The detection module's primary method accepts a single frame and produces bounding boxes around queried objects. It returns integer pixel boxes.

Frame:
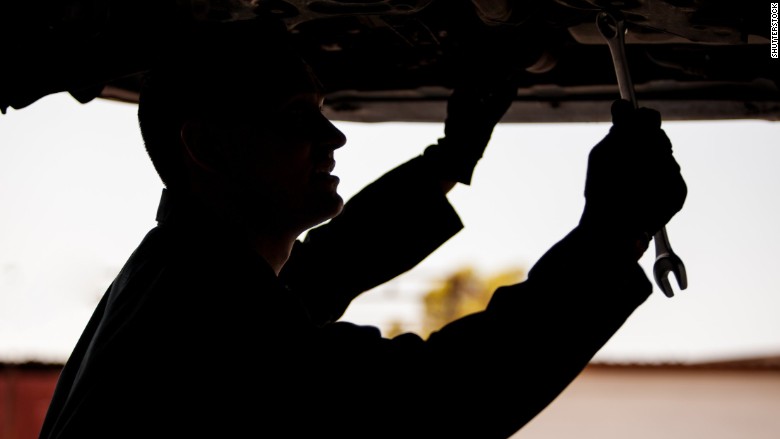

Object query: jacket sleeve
[310,225,652,439]
[421,225,652,437]
[280,155,464,326]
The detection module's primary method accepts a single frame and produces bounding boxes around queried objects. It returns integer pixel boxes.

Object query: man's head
[138,17,346,236]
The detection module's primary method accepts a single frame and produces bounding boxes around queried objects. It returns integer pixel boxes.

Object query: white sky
[1,92,779,364]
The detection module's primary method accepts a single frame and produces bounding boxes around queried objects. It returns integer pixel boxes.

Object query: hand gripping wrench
[596,10,688,298]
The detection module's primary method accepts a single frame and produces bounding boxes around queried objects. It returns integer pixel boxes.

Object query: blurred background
[1,92,779,438]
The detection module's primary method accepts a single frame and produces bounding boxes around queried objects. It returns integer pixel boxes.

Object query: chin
[303,192,344,228]
[320,193,345,220]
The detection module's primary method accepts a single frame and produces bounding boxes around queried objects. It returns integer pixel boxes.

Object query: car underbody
[2,0,778,123]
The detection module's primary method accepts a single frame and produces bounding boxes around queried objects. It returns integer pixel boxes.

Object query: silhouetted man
[39,16,686,439]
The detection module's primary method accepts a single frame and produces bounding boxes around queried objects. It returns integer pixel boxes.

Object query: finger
[634,107,662,130]
[611,100,664,132]
[610,99,634,125]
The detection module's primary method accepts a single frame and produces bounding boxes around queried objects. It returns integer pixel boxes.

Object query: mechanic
[39,15,686,439]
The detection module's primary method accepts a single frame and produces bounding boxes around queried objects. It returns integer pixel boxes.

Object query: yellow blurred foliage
[421,266,526,338]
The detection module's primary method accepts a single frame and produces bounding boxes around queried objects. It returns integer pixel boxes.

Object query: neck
[247,231,297,276]
[218,203,300,277]
[185,180,302,277]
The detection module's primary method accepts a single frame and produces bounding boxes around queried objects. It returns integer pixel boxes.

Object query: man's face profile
[196,56,348,233]
[139,18,349,235]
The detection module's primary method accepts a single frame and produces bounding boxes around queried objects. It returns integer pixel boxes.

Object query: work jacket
[39,156,651,439]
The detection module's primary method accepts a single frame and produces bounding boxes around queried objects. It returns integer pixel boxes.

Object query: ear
[180,120,221,173]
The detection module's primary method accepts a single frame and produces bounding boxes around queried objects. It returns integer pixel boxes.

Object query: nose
[317,113,347,151]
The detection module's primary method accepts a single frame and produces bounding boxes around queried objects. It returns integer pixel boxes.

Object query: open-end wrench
[596,10,688,298]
